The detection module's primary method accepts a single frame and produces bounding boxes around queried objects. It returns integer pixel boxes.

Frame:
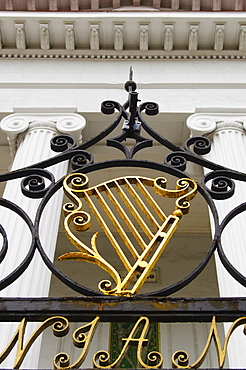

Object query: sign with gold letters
[0,315,245,369]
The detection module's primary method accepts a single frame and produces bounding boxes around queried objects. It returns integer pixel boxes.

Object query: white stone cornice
[139,24,148,51]
[0,0,245,11]
[1,51,246,60]
[164,24,173,51]
[15,23,26,50]
[188,24,199,51]
[214,24,225,51]
[239,25,246,51]
[90,24,100,51]
[0,113,86,157]
[39,23,50,50]
[64,24,75,50]
[0,13,245,58]
[1,49,246,60]
[114,24,124,51]
[187,113,246,137]
[0,23,2,49]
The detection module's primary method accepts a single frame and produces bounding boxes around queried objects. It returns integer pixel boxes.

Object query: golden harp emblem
[59,174,197,296]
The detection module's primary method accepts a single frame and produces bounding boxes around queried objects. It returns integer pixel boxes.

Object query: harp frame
[59,173,197,296]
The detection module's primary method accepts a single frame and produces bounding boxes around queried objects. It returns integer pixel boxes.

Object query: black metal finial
[125,67,136,92]
[129,66,133,81]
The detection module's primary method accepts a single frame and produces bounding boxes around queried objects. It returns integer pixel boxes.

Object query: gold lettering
[172,316,246,368]
[93,317,163,368]
[54,316,100,369]
[1,315,246,369]
[0,316,69,369]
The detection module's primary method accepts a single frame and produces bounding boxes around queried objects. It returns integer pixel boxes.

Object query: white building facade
[0,1,246,369]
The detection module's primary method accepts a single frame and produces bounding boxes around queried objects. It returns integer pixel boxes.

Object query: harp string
[114,181,154,242]
[84,192,132,271]
[124,178,164,230]
[82,177,170,272]
[104,183,147,250]
[135,178,167,223]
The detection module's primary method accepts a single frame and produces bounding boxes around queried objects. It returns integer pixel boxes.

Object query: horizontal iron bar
[0,297,246,322]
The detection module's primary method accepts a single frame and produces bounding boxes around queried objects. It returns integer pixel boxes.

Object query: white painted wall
[0,59,245,116]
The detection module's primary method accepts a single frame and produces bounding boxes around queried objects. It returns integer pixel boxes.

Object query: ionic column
[187,113,246,368]
[0,113,86,368]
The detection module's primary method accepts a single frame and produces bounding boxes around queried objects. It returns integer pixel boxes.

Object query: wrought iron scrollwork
[0,70,246,299]
[21,168,55,199]
[202,170,235,200]
[164,152,187,171]
[51,135,76,152]
[0,224,7,263]
[184,136,211,155]
[71,150,94,169]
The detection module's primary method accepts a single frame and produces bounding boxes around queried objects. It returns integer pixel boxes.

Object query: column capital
[0,113,86,158]
[187,113,246,137]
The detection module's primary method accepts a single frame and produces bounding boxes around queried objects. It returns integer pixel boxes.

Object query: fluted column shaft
[187,113,246,368]
[0,113,85,368]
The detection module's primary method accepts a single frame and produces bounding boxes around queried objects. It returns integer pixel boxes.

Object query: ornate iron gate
[0,70,246,368]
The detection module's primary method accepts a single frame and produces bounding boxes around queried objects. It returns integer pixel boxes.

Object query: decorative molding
[212,0,221,11]
[0,26,2,49]
[0,113,86,156]
[239,25,246,51]
[91,0,99,9]
[15,23,26,50]
[192,0,200,10]
[70,0,79,10]
[188,25,199,51]
[27,0,36,10]
[56,115,86,144]
[214,24,225,51]
[65,24,75,50]
[113,0,120,8]
[1,81,246,90]
[0,0,245,11]
[0,116,29,158]
[0,15,244,57]
[5,0,13,10]
[235,0,244,10]
[216,120,244,132]
[114,24,123,51]
[0,81,246,91]
[39,24,50,50]
[153,0,161,9]
[187,113,246,137]
[171,0,179,10]
[49,0,58,11]
[0,50,246,60]
[187,115,216,137]
[90,24,100,51]
[164,25,173,51]
[139,24,148,51]
[26,120,58,132]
